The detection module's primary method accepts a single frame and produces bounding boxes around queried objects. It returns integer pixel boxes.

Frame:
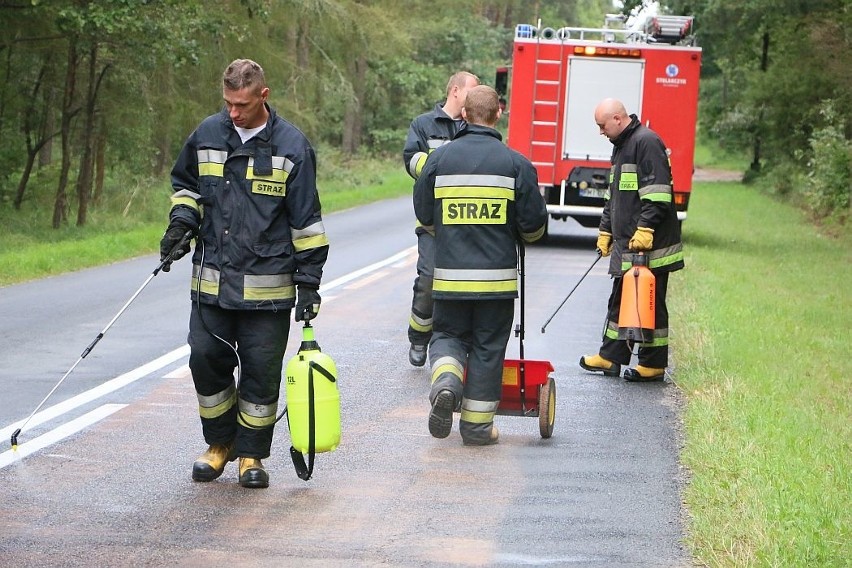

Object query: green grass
[693,136,749,171]
[672,182,851,566]
[0,155,408,287]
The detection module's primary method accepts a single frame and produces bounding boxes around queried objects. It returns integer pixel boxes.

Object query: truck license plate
[579,187,606,198]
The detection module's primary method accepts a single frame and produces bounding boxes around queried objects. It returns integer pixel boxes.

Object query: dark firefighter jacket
[413,124,548,300]
[403,102,465,181]
[600,114,684,276]
[169,104,328,310]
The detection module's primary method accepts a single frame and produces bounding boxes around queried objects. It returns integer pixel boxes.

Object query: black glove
[295,286,321,321]
[159,219,196,272]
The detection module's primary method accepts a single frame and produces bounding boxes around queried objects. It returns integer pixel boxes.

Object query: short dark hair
[464,85,500,125]
[223,59,266,93]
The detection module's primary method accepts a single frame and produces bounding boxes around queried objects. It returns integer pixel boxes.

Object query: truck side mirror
[495,67,508,97]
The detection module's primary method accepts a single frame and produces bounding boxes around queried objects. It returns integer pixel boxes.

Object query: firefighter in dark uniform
[160,59,328,487]
[402,71,480,367]
[414,85,547,445]
[580,98,684,382]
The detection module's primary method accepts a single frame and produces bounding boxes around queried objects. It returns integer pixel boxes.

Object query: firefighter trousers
[408,231,434,346]
[188,303,290,458]
[428,298,514,444]
[599,272,670,369]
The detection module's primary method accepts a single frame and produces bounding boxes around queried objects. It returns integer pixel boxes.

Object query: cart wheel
[538,376,556,438]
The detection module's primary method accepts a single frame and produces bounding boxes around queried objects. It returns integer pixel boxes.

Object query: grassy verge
[672,182,850,566]
[0,155,408,287]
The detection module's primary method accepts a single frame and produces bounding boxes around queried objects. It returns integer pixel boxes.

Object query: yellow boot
[191,441,236,482]
[239,458,269,489]
[623,365,665,382]
[579,354,621,377]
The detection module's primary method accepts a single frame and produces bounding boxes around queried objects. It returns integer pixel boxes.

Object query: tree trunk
[750,31,770,173]
[75,44,99,227]
[341,54,366,156]
[94,116,106,205]
[53,38,78,229]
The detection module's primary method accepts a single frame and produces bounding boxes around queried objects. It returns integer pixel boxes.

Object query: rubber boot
[623,365,666,382]
[238,458,269,488]
[579,354,621,377]
[409,344,427,367]
[428,390,455,439]
[192,441,236,482]
[463,425,499,446]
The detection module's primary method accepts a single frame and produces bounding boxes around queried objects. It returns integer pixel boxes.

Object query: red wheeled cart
[497,243,556,438]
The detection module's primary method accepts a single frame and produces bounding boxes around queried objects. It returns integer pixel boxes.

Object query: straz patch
[252,180,286,197]
[443,198,506,224]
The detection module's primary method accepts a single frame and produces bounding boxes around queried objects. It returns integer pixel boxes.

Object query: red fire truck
[496,15,701,232]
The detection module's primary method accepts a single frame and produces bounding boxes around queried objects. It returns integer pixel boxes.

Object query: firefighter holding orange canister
[579,98,684,382]
[402,71,480,368]
[414,86,547,445]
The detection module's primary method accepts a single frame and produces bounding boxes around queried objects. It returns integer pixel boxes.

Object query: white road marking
[0,404,127,469]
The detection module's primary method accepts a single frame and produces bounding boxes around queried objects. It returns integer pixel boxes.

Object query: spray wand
[10,231,191,451]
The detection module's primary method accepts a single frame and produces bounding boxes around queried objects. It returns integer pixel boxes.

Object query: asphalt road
[0,197,689,567]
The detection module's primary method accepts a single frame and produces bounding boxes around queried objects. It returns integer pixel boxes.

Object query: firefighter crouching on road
[580,98,683,382]
[414,85,547,445]
[160,59,328,488]
[402,71,480,368]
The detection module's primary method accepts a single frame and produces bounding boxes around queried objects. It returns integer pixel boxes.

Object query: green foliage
[804,101,851,221]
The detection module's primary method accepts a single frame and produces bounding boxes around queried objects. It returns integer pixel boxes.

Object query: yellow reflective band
[431,363,463,384]
[642,192,672,203]
[460,408,496,424]
[238,413,277,429]
[521,224,546,242]
[243,274,295,301]
[605,327,620,340]
[433,279,517,293]
[171,195,200,212]
[412,153,427,178]
[649,250,684,269]
[435,186,515,200]
[245,156,292,183]
[244,285,295,301]
[619,172,638,191]
[442,198,506,224]
[409,315,432,333]
[198,388,236,419]
[198,162,224,177]
[191,265,220,297]
[292,233,329,252]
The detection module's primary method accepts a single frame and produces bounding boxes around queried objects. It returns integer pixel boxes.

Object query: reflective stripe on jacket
[170,105,328,310]
[413,125,548,300]
[599,115,684,276]
[402,102,463,181]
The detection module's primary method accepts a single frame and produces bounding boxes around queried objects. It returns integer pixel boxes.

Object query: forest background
[0,0,848,232]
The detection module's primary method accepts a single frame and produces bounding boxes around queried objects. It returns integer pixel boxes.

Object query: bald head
[462,85,501,127]
[594,98,630,141]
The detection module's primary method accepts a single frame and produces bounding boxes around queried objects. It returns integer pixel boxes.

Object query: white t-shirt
[235,124,265,144]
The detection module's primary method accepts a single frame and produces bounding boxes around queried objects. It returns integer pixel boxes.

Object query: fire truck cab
[497,14,701,232]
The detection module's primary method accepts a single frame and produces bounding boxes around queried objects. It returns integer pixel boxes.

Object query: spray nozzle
[10,428,20,451]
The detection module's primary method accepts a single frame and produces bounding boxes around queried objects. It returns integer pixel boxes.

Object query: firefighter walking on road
[160,59,328,488]
[414,85,547,445]
[580,98,683,382]
[402,71,480,367]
